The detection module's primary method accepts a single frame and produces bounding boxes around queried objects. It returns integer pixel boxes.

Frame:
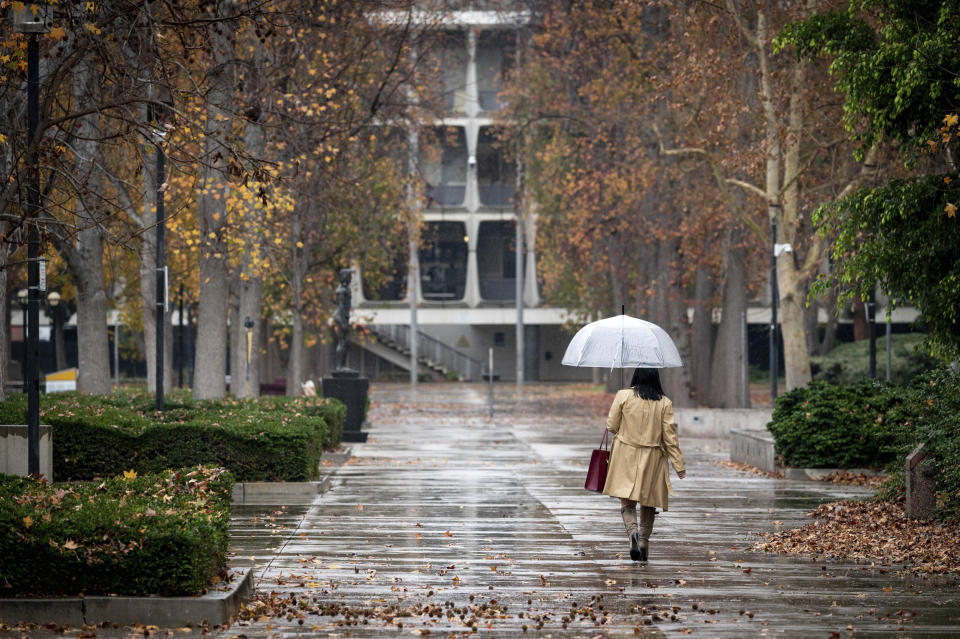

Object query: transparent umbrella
[561,314,683,369]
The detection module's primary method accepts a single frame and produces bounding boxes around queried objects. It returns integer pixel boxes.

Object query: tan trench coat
[601,390,685,510]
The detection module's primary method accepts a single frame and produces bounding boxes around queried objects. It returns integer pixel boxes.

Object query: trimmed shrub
[810,333,938,386]
[0,466,233,597]
[768,368,960,522]
[767,380,901,469]
[0,392,346,482]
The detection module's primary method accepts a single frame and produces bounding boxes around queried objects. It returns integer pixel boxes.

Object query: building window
[494,331,505,347]
[440,31,468,113]
[419,221,467,300]
[477,127,516,207]
[476,30,515,112]
[477,220,520,301]
[421,126,467,208]
[362,243,408,302]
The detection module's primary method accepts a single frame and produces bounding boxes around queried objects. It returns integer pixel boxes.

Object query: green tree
[783,1,960,359]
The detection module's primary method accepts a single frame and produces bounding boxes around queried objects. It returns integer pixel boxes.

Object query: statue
[323,266,368,442]
[334,268,352,371]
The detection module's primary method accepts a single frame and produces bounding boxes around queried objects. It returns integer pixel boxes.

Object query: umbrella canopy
[561,314,683,369]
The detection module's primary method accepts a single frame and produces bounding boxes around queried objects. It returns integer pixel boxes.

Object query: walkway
[225,383,960,637]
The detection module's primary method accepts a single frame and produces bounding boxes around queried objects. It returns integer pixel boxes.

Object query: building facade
[351,9,589,382]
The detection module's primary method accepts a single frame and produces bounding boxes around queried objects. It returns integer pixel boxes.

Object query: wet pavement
[224,383,960,638]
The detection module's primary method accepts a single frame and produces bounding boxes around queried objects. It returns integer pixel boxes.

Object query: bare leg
[620,498,638,539]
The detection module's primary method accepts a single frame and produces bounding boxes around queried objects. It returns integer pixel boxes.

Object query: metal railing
[368,324,484,381]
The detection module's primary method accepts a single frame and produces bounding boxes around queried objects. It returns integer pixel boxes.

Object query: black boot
[637,539,648,562]
[630,532,641,561]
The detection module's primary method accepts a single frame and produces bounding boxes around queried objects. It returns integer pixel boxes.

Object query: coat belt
[614,435,661,449]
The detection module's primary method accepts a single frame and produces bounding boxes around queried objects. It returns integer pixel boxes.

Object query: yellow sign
[45,367,77,381]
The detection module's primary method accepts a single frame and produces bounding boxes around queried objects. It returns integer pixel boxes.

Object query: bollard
[906,443,935,519]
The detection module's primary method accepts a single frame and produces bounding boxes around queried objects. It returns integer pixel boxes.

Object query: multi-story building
[350,8,591,382]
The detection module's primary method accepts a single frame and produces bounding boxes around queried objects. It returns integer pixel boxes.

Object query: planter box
[676,408,773,438]
[0,425,53,479]
[730,428,778,472]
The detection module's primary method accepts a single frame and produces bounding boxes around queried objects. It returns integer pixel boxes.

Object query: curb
[231,446,351,504]
[783,467,883,481]
[0,568,252,627]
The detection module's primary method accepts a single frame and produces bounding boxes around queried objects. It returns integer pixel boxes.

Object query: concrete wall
[729,429,778,473]
[0,425,54,479]
[674,408,773,439]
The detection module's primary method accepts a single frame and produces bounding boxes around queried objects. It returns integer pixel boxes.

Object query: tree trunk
[231,62,265,398]
[286,307,305,397]
[193,0,236,399]
[852,299,868,341]
[69,52,112,395]
[818,290,839,355]
[657,238,693,407]
[707,229,750,408]
[0,250,8,402]
[755,3,813,391]
[231,266,263,398]
[690,265,714,405]
[285,208,307,396]
[74,254,111,394]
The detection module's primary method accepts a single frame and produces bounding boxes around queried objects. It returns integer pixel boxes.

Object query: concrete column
[523,212,540,307]
[465,28,479,118]
[350,260,365,305]
[464,121,480,212]
[464,216,481,307]
[524,324,540,381]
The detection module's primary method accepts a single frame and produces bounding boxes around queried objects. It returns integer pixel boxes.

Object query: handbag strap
[598,428,610,451]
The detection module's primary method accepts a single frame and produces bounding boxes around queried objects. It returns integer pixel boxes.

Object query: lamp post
[148,102,171,411]
[770,216,779,403]
[17,289,28,388]
[867,291,877,379]
[178,283,184,388]
[14,2,52,476]
[244,316,255,396]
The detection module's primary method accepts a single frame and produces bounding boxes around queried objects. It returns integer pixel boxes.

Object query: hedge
[767,379,903,469]
[0,466,233,597]
[810,333,938,386]
[0,391,346,482]
[876,367,960,522]
[767,367,960,522]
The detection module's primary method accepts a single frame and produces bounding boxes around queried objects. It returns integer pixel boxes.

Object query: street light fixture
[15,1,51,478]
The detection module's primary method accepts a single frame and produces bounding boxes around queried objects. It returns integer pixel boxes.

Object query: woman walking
[602,367,686,562]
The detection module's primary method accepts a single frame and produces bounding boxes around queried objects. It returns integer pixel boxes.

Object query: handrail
[367,324,484,381]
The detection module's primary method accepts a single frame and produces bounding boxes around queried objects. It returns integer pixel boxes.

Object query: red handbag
[584,429,610,493]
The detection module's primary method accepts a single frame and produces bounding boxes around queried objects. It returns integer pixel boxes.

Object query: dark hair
[631,367,664,400]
